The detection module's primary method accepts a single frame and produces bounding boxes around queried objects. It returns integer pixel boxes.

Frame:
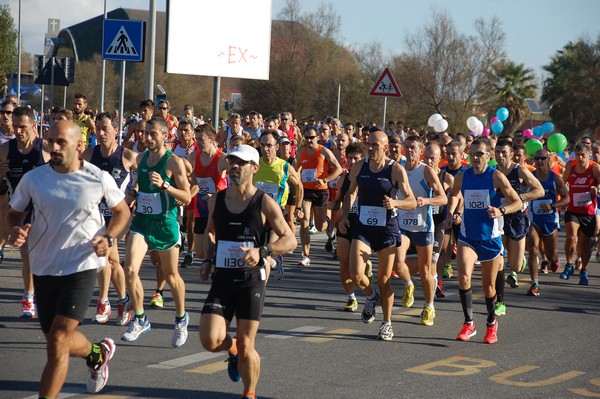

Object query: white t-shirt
[9,161,125,276]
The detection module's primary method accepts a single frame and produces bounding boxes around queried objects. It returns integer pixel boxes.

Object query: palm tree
[491,61,537,134]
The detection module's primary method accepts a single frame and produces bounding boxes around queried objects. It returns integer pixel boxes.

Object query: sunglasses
[158,107,168,110]
[304,136,317,140]
[226,157,251,166]
[534,156,548,161]
[472,151,489,157]
[0,110,13,115]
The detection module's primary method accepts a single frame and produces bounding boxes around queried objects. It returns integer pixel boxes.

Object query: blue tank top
[460,166,502,239]
[530,170,558,224]
[90,145,130,191]
[397,163,433,233]
[356,158,398,230]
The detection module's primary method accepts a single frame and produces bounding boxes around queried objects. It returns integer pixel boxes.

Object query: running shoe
[343,298,358,312]
[325,237,334,252]
[94,300,112,323]
[377,323,394,341]
[180,252,193,268]
[121,316,151,342]
[420,306,435,326]
[539,259,549,274]
[520,257,527,273]
[559,264,575,280]
[272,255,284,281]
[575,258,582,271]
[361,292,379,323]
[506,271,519,288]
[435,280,445,298]
[456,322,477,341]
[365,260,373,285]
[227,338,242,382]
[21,298,36,318]
[550,260,560,273]
[527,282,540,296]
[596,252,600,262]
[494,301,506,316]
[401,284,415,308]
[443,263,454,278]
[116,298,132,326]
[298,255,311,267]
[149,293,164,308]
[0,248,3,263]
[172,312,190,348]
[579,270,589,286]
[391,270,400,279]
[87,337,115,393]
[308,225,318,234]
[483,322,498,344]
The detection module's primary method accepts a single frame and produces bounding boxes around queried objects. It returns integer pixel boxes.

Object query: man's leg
[299,200,313,260]
[158,247,186,315]
[124,233,148,315]
[564,221,579,264]
[376,245,397,323]
[349,239,373,294]
[39,316,90,399]
[237,319,261,397]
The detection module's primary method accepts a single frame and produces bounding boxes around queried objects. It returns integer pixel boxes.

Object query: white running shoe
[172,312,190,348]
[298,255,311,267]
[87,337,115,393]
[116,297,132,326]
[121,317,151,342]
[94,300,112,323]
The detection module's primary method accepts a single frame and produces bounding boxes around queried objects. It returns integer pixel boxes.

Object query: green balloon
[547,133,568,153]
[525,139,543,157]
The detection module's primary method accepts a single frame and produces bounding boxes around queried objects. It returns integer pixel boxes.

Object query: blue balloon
[541,121,555,134]
[533,126,544,138]
[496,107,509,122]
[491,120,504,134]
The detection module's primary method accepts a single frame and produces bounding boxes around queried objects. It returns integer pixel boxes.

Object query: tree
[542,37,600,138]
[491,61,537,134]
[0,4,18,95]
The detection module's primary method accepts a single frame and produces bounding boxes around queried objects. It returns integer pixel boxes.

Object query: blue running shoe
[227,338,241,382]
[560,264,574,280]
[579,270,589,285]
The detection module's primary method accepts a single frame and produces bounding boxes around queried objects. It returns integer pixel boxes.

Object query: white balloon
[474,121,484,135]
[434,118,448,133]
[428,113,443,127]
[466,116,480,132]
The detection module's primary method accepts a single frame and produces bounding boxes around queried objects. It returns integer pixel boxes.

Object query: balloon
[434,118,448,133]
[490,116,499,124]
[491,121,504,134]
[525,139,543,157]
[547,133,568,153]
[470,131,478,137]
[466,116,480,131]
[541,122,555,134]
[496,107,509,122]
[428,113,443,127]
[481,126,490,136]
[523,129,533,138]
[474,122,484,135]
[532,126,544,138]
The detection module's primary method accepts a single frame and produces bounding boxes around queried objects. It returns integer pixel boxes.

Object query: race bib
[136,192,162,215]
[573,192,592,207]
[532,199,553,215]
[359,205,386,227]
[328,176,340,188]
[350,198,358,214]
[100,202,112,217]
[431,205,440,215]
[400,209,423,229]
[301,168,317,183]
[196,177,216,196]
[464,190,490,210]
[255,181,279,200]
[215,240,253,269]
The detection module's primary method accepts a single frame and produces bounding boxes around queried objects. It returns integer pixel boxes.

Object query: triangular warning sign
[34,58,69,86]
[369,68,402,97]
[105,26,138,56]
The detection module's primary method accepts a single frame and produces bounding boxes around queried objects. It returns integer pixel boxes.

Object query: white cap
[227,144,259,164]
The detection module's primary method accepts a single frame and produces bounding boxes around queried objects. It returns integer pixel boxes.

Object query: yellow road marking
[302,328,360,343]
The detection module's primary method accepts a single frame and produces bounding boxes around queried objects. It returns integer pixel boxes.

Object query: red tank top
[567,163,597,215]
[194,149,228,196]
[299,145,328,190]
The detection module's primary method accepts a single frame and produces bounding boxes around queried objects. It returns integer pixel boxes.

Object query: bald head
[371,130,388,144]
[47,120,84,171]
[49,120,83,143]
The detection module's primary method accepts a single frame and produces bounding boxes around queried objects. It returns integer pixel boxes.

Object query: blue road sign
[102,19,145,62]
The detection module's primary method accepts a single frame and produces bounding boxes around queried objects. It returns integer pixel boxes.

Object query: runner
[199,144,296,399]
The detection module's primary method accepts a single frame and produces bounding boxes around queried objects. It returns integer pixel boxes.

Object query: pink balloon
[523,129,533,138]
[490,116,499,124]
[482,126,491,136]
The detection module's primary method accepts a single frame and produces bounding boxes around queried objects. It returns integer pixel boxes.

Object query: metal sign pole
[382,97,387,128]
[212,76,221,131]
[50,57,55,110]
[118,61,126,146]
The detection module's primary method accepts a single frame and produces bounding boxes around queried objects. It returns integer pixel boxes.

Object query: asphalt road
[0,229,599,399]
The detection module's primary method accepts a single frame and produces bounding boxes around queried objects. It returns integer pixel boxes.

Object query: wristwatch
[161,180,171,191]
[500,207,507,215]
[104,234,115,247]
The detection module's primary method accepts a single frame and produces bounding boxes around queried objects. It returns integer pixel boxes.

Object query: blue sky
[6,0,599,82]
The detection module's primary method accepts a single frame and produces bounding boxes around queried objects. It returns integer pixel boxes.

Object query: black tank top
[213,189,269,269]
[6,137,46,192]
[90,145,129,189]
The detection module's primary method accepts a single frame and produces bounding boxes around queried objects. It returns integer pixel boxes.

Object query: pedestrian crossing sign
[102,19,145,62]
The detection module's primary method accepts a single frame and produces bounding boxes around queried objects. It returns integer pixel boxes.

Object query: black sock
[485,295,497,325]
[84,342,103,368]
[495,269,505,302]
[459,288,473,323]
[156,289,163,296]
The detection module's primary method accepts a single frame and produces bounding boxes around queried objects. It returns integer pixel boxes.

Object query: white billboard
[166,0,272,80]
